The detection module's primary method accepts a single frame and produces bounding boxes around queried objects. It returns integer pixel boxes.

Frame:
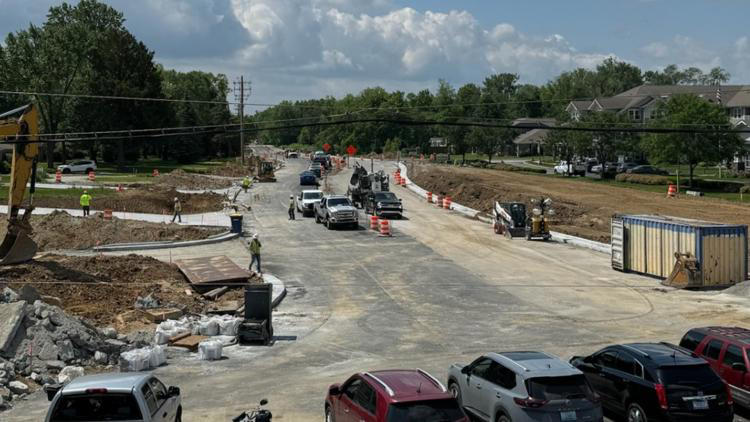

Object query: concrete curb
[398,163,612,255]
[262,274,288,309]
[92,231,239,252]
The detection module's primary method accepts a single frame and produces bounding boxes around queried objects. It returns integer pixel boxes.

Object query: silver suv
[447,351,603,422]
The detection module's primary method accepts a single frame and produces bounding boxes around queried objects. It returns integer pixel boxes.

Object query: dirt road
[410,163,750,242]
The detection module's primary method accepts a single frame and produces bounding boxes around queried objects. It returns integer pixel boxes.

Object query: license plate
[692,399,708,410]
[560,410,577,421]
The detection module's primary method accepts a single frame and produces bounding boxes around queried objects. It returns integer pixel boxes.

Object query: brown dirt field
[154,169,233,189]
[31,187,224,214]
[205,162,251,177]
[411,164,750,243]
[0,211,224,251]
[0,254,258,332]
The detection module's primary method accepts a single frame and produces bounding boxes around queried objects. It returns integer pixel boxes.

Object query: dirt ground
[154,169,233,190]
[30,186,224,214]
[205,162,251,178]
[0,211,224,250]
[0,254,257,332]
[411,164,750,242]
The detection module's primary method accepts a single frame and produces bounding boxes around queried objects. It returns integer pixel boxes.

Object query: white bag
[198,319,219,336]
[120,349,150,372]
[149,345,167,368]
[197,340,223,361]
[218,316,241,336]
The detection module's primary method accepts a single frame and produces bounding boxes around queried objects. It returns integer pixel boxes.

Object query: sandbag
[120,348,151,372]
[197,340,223,361]
[198,319,219,336]
[217,316,241,336]
[149,345,167,368]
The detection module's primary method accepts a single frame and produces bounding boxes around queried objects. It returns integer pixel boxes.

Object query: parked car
[308,165,322,178]
[287,151,299,158]
[617,162,639,173]
[313,154,331,169]
[44,372,182,422]
[680,326,750,408]
[314,195,359,229]
[448,351,602,422]
[364,191,403,218]
[569,159,597,176]
[57,160,96,174]
[627,165,669,175]
[300,171,318,186]
[325,369,469,422]
[590,162,618,177]
[571,342,733,422]
[297,189,323,216]
[553,161,573,175]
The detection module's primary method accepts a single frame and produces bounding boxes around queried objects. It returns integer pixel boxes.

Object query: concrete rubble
[0,286,139,411]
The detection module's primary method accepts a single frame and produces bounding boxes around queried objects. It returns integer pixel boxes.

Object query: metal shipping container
[611,215,748,286]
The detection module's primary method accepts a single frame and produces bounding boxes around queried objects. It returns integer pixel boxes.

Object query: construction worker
[172,197,182,223]
[80,190,92,217]
[288,195,295,220]
[242,176,251,193]
[248,233,261,273]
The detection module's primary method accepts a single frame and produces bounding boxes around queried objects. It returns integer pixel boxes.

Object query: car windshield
[658,364,721,388]
[303,192,322,199]
[374,193,397,201]
[328,198,351,207]
[51,393,143,421]
[526,375,594,401]
[386,399,465,422]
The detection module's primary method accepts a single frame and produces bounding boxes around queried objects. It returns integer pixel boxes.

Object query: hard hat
[174,197,178,201]
[290,195,293,198]
[252,233,258,239]
[83,190,87,193]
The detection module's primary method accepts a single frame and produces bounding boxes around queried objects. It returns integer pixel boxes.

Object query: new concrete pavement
[7,157,750,421]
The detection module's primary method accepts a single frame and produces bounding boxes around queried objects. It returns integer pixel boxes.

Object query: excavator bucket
[663,252,702,289]
[0,231,37,265]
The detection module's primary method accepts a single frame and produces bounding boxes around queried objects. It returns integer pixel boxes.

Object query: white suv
[57,160,97,174]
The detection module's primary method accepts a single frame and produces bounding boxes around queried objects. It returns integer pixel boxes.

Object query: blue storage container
[230,214,243,234]
[611,214,747,286]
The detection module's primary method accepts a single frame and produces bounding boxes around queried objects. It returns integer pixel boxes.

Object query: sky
[2,0,749,112]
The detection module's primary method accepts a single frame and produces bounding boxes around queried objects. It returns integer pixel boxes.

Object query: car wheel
[627,403,648,422]
[448,382,462,407]
[325,405,334,422]
[326,218,333,230]
[496,415,511,422]
[62,168,71,174]
[175,406,182,422]
[315,214,321,223]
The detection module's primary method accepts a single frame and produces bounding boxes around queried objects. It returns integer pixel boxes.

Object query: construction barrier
[435,194,443,208]
[103,209,113,220]
[427,192,432,203]
[443,196,452,209]
[370,215,379,231]
[379,219,391,237]
[117,184,124,192]
[395,174,401,185]
[400,177,406,186]
[88,171,95,182]
[152,169,160,177]
[55,170,61,183]
[667,184,677,198]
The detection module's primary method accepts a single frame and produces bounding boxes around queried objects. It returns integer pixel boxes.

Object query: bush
[689,179,745,193]
[488,163,546,174]
[740,185,750,194]
[615,173,671,185]
[35,167,48,182]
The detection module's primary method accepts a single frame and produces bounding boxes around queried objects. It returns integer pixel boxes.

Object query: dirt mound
[155,169,232,190]
[411,164,750,243]
[28,186,224,214]
[206,162,251,177]
[0,254,202,329]
[0,211,224,251]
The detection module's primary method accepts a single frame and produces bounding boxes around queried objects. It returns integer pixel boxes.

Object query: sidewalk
[0,205,232,227]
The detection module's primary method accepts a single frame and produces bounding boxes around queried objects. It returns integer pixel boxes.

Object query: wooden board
[170,335,209,351]
[175,256,250,289]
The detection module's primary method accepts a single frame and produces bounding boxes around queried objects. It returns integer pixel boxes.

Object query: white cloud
[642,42,668,58]
[639,35,723,72]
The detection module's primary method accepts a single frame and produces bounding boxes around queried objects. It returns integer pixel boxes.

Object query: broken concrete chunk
[57,340,75,362]
[18,285,41,304]
[46,360,65,371]
[134,294,160,310]
[102,327,117,339]
[48,311,64,327]
[94,351,108,365]
[57,366,84,385]
[0,386,9,400]
[7,380,28,394]
[1,288,19,303]
[0,302,26,355]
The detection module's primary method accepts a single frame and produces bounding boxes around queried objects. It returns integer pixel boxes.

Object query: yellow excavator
[0,104,40,264]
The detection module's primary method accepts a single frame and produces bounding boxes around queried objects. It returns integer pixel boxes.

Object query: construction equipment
[493,201,527,238]
[526,197,554,241]
[347,163,389,208]
[0,104,40,265]
[663,252,702,289]
[249,155,276,182]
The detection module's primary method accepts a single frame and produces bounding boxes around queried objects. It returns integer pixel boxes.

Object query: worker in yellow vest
[242,176,251,193]
[80,190,92,217]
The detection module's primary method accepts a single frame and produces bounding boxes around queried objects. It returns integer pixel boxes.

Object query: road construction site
[3,152,750,421]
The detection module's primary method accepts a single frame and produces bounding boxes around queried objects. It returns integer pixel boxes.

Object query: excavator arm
[0,104,40,264]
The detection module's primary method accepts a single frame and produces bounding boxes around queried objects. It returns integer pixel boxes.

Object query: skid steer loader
[0,104,40,264]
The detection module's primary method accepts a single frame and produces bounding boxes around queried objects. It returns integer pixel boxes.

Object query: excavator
[0,104,40,264]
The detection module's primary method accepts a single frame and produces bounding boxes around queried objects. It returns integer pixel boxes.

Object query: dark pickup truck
[364,191,403,219]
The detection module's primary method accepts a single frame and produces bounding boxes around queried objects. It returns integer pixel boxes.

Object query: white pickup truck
[44,373,182,422]
[314,195,359,230]
[296,189,323,216]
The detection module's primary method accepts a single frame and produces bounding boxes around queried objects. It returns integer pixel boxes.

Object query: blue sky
[2,0,749,109]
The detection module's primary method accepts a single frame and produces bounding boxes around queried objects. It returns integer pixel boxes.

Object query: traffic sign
[323,143,331,152]
[347,145,357,156]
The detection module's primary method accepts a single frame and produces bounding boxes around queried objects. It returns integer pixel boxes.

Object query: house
[510,118,556,157]
[565,84,750,128]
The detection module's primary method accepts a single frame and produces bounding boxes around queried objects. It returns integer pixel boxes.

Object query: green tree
[644,94,742,186]
[594,57,643,96]
[575,111,635,164]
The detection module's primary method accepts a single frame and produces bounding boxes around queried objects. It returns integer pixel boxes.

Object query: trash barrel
[230,214,243,234]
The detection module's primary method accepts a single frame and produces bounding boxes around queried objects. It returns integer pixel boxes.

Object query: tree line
[0,0,234,167]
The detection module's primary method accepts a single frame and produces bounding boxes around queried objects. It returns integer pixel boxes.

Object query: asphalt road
[7,156,750,421]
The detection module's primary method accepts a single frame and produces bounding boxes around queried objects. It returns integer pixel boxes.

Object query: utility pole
[233,77,251,165]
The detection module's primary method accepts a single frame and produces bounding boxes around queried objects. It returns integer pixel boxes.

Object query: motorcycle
[232,399,272,422]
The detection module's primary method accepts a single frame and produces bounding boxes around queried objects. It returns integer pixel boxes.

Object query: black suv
[570,343,733,422]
